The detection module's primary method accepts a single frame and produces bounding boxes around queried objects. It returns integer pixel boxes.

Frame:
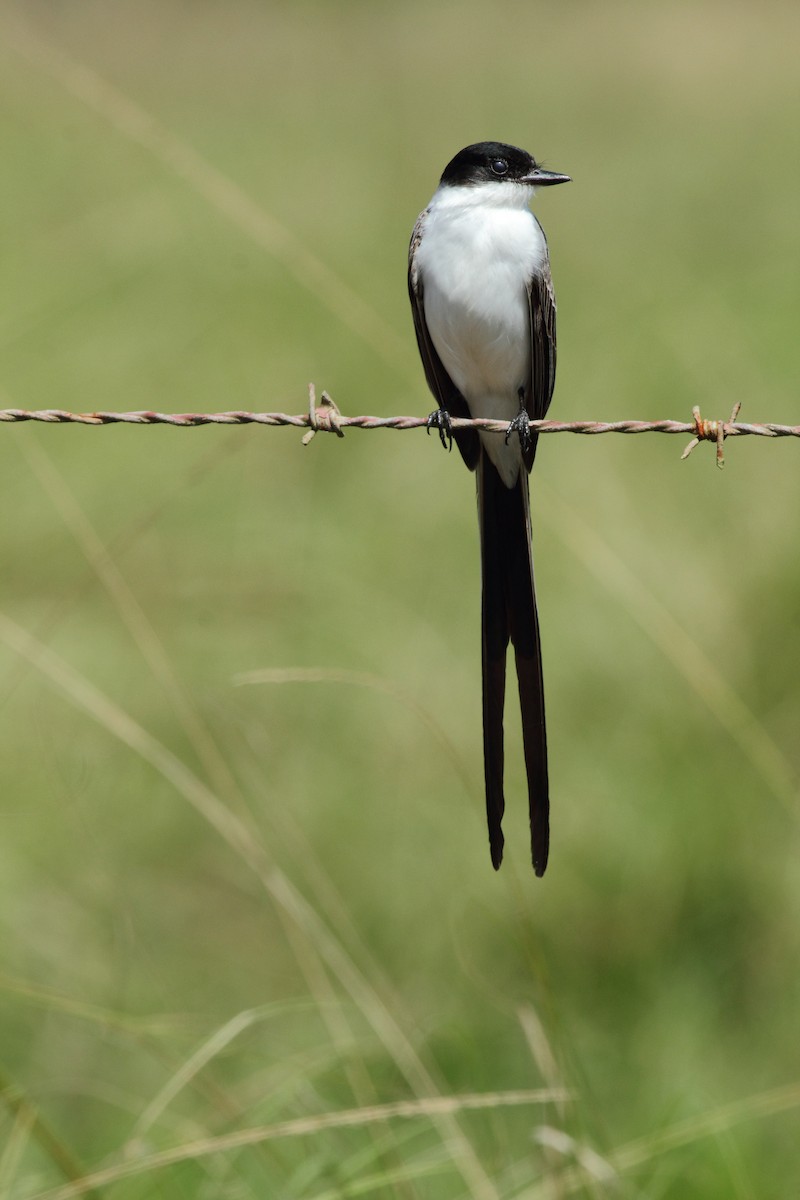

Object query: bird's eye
[490,158,509,176]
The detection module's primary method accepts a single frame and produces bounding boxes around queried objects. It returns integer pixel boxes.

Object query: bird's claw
[426,407,453,452]
[505,409,532,454]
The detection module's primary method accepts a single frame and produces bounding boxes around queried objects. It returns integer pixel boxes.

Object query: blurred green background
[1,1,799,1196]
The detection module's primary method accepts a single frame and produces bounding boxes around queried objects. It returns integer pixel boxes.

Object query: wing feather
[522,245,558,472]
[408,210,479,470]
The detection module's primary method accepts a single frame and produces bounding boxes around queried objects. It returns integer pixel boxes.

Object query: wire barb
[681,402,743,468]
[302,383,345,445]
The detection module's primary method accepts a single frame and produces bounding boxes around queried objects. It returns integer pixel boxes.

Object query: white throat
[430,179,537,213]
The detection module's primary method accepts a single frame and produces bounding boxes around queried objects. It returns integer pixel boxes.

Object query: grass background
[1,1,799,1196]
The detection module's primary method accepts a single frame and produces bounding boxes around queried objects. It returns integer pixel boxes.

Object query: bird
[408,141,569,874]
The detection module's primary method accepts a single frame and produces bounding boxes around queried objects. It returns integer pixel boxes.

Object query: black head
[439,141,570,189]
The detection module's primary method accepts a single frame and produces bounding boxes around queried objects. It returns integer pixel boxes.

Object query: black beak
[520,168,571,187]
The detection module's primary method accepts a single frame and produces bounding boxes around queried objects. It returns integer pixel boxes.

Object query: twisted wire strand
[0,395,794,464]
[3,410,797,434]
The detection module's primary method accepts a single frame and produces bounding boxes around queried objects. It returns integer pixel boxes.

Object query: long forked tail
[477,450,549,874]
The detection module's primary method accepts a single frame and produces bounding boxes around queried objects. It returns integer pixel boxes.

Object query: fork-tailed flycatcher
[408,141,569,874]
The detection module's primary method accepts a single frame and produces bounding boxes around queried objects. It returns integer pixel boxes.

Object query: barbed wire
[1,388,795,466]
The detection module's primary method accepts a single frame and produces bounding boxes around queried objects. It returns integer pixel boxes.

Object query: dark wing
[521,243,558,473]
[408,210,479,471]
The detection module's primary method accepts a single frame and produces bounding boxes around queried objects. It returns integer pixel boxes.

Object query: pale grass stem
[0,612,504,1200]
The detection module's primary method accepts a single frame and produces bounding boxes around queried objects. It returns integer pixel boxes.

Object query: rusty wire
[0,388,793,466]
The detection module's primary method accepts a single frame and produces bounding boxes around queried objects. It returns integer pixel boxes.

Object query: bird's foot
[426,407,453,452]
[505,408,532,455]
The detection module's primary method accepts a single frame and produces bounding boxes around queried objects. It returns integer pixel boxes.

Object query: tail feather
[478,450,549,874]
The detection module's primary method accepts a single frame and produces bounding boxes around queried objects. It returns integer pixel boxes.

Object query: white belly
[417,199,548,486]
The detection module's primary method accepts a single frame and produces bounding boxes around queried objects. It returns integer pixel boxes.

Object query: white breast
[415,182,549,485]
